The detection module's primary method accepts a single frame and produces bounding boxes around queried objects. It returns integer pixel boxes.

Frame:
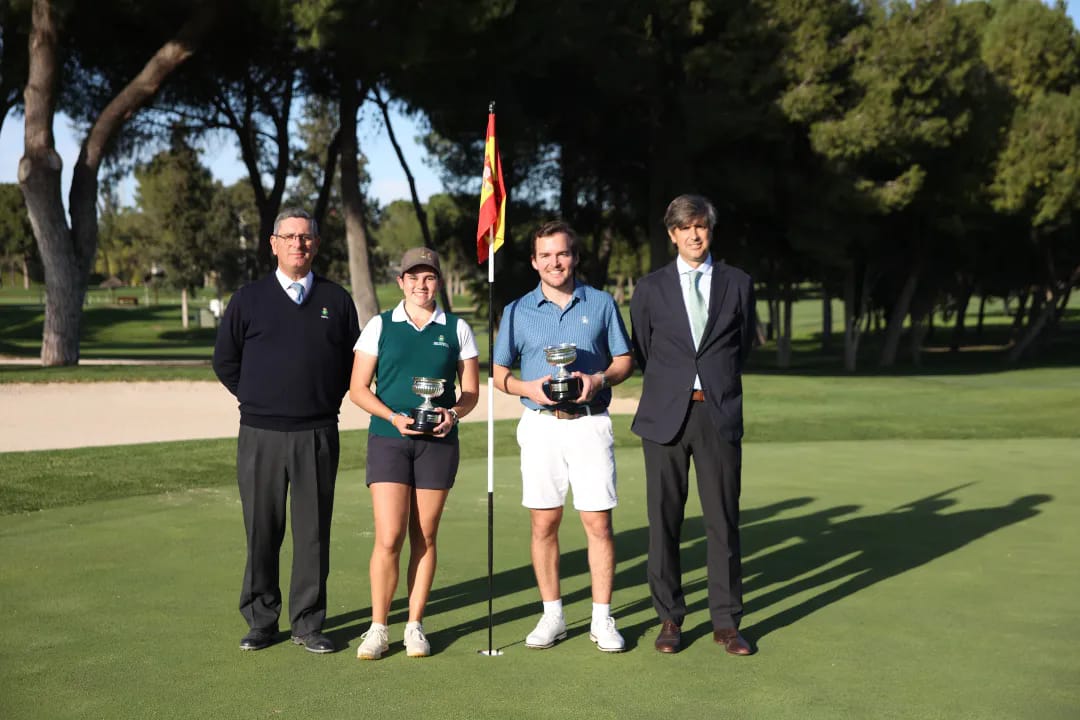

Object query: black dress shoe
[713,627,753,656]
[291,631,335,654]
[654,620,682,654]
[240,627,276,651]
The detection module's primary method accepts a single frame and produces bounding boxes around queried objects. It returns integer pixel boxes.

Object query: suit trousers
[237,424,338,636]
[642,401,743,630]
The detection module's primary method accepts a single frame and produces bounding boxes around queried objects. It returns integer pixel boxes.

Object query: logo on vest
[320,307,329,319]
[432,333,450,349]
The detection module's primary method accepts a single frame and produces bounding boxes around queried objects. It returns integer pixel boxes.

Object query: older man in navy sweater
[213,207,360,653]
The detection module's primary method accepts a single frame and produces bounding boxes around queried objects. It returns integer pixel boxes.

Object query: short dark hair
[273,207,319,237]
[664,194,716,231]
[532,220,579,257]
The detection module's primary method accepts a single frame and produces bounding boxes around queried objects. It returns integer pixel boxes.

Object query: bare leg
[405,487,450,622]
[368,483,411,624]
[579,509,614,604]
[530,507,564,601]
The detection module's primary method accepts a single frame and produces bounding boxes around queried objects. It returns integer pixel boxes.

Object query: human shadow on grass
[734,487,1052,648]
[321,497,812,653]
[325,487,1049,654]
[601,487,1052,653]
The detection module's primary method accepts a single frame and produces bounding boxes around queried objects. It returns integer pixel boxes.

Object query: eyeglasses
[274,233,316,244]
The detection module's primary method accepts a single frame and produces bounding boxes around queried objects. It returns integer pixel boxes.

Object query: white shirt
[676,254,713,390]
[354,300,479,360]
[275,269,313,303]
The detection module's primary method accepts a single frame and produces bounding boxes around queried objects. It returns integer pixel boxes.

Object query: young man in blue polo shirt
[493,220,634,652]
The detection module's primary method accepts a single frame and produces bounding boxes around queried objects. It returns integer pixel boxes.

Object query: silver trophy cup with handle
[542,343,582,403]
[409,377,446,434]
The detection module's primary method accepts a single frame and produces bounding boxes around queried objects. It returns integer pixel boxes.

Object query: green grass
[3,367,1078,515]
[1,438,1077,719]
[0,283,488,381]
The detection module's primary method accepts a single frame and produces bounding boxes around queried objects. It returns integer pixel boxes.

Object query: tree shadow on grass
[323,487,1051,654]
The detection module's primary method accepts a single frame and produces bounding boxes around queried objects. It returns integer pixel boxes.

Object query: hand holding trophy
[409,377,446,434]
[542,343,582,402]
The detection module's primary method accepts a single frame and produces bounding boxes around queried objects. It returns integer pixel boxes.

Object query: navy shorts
[365,434,460,490]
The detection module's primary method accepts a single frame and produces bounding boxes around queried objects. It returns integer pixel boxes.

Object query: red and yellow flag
[476,110,505,263]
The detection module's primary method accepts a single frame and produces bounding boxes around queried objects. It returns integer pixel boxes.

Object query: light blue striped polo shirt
[493,281,632,411]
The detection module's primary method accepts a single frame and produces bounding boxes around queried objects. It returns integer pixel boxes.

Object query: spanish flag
[476,109,505,263]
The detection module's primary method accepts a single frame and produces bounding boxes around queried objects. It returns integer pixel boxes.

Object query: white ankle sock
[592,602,610,627]
[542,599,563,617]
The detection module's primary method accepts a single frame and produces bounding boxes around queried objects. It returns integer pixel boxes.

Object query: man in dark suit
[630,194,756,655]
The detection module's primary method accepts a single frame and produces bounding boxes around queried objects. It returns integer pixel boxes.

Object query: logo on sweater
[433,333,450,349]
[321,307,329,319]
[582,316,589,324]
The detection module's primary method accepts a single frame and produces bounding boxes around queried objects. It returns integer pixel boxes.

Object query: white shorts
[516,408,617,512]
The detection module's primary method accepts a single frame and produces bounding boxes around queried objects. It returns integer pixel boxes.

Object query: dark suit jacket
[630,259,755,444]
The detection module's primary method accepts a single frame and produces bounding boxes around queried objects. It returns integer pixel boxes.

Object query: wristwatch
[596,373,609,390]
[448,408,460,425]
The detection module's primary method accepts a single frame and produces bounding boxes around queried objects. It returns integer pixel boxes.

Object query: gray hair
[273,207,319,237]
[664,194,717,231]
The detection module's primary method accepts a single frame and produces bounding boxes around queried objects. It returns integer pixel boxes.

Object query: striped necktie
[687,269,707,348]
[289,282,305,305]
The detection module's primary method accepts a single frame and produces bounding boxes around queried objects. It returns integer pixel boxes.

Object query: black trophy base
[409,408,443,434]
[544,377,583,403]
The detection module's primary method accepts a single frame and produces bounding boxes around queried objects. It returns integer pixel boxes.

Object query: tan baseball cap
[399,247,442,277]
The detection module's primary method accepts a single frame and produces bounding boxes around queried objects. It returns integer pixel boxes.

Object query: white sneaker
[525,613,567,649]
[356,625,389,660]
[590,616,625,652]
[404,623,430,658]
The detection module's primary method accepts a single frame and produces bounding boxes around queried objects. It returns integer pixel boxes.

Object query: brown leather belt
[691,390,705,402]
[536,404,606,420]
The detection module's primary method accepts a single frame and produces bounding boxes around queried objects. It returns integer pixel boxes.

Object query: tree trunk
[777,287,792,368]
[909,311,926,367]
[1008,288,1056,362]
[950,285,972,352]
[21,254,30,289]
[843,264,860,372]
[976,294,987,339]
[312,128,340,231]
[613,274,625,305]
[181,287,189,329]
[879,266,919,367]
[19,0,213,366]
[821,285,833,353]
[339,77,379,326]
[374,89,450,311]
[1010,290,1029,336]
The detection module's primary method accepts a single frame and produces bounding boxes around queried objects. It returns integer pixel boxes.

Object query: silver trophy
[409,377,446,434]
[543,343,582,403]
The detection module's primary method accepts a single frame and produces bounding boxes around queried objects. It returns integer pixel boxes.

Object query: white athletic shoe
[404,623,431,658]
[589,616,625,653]
[356,625,390,660]
[525,614,567,649]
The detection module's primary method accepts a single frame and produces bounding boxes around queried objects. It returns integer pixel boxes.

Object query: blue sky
[0,101,444,209]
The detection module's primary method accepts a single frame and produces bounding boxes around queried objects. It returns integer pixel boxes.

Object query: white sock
[405,620,422,632]
[592,602,611,627]
[369,621,388,633]
[542,599,563,618]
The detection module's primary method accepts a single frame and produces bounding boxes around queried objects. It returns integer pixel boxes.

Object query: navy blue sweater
[213,274,361,431]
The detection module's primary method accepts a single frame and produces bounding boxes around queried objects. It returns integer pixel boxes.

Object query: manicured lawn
[0,438,1077,719]
[2,367,1080,718]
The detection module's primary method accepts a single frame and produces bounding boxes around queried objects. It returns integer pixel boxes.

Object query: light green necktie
[687,269,707,348]
[290,282,305,305]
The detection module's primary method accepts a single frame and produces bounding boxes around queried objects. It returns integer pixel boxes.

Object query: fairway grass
[1,439,1078,719]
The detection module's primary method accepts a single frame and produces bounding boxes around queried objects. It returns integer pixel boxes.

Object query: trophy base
[544,377,583,403]
[409,408,443,434]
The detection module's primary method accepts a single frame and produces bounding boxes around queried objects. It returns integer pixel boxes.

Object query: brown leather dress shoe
[654,620,682,653]
[713,627,752,656]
